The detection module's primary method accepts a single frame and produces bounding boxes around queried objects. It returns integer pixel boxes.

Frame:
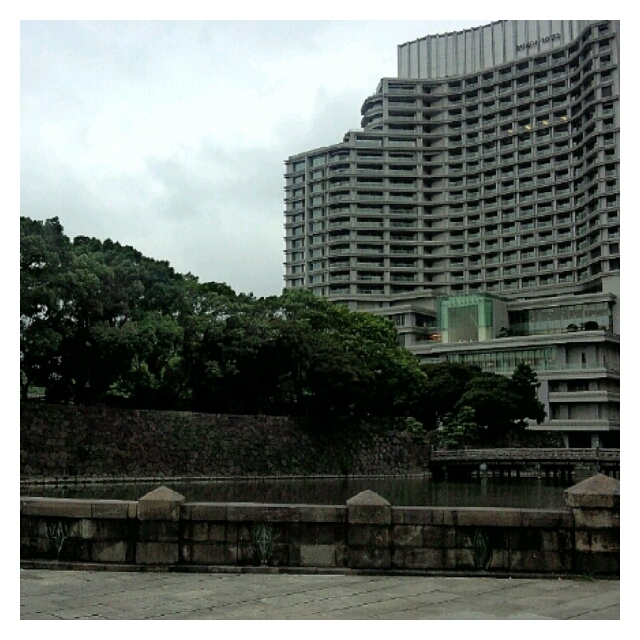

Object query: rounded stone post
[136,486,185,566]
[346,490,392,570]
[564,474,620,576]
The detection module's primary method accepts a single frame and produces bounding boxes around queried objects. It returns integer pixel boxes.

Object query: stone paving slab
[20,569,620,620]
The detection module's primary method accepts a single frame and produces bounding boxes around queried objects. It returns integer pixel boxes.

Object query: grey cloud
[21,20,493,299]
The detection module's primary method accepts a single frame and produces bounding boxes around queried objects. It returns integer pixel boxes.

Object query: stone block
[62,538,91,562]
[190,542,232,565]
[391,548,405,568]
[455,528,474,548]
[574,552,619,575]
[207,524,227,543]
[138,520,179,542]
[507,529,522,550]
[487,549,509,570]
[392,525,423,548]
[297,522,341,545]
[454,548,475,569]
[533,551,567,573]
[347,547,391,569]
[348,524,389,547]
[91,541,128,563]
[404,548,445,570]
[334,542,347,567]
[574,530,591,552]
[346,491,391,525]
[522,508,573,528]
[91,501,137,519]
[95,519,133,541]
[300,544,336,567]
[20,540,31,559]
[289,543,301,566]
[294,505,347,523]
[455,507,523,527]
[136,541,179,565]
[441,510,457,526]
[423,525,455,549]
[137,486,185,522]
[20,516,39,538]
[226,504,295,523]
[189,522,210,542]
[68,519,97,539]
[21,498,93,518]
[269,542,290,566]
[575,529,619,553]
[181,503,227,521]
[392,507,443,525]
[573,508,620,529]
[443,549,457,570]
[520,550,545,571]
[590,530,620,553]
[519,528,543,551]
[237,542,257,565]
[34,536,52,555]
[540,530,560,552]
[508,550,523,571]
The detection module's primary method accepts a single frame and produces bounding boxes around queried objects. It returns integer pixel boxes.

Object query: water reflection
[21,475,573,508]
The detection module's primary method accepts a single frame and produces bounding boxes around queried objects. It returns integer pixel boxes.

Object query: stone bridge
[429,448,620,480]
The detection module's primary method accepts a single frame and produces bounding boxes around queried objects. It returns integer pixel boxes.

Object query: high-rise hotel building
[284,20,620,447]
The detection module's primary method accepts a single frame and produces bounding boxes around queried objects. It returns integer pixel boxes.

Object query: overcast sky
[21,20,492,297]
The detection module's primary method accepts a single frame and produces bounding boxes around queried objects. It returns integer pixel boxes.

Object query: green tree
[454,372,520,438]
[436,406,480,449]
[20,217,72,399]
[21,217,197,405]
[509,363,546,426]
[420,362,481,431]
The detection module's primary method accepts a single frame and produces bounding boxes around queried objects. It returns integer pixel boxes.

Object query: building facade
[283,20,620,446]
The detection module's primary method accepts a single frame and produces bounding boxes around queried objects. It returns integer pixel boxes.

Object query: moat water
[21,475,576,509]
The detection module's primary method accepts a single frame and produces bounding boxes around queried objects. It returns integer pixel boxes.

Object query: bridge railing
[430,448,620,463]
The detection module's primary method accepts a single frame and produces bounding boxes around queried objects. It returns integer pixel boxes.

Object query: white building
[283,20,620,447]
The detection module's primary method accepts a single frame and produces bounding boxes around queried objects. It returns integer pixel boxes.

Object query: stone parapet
[20,475,620,576]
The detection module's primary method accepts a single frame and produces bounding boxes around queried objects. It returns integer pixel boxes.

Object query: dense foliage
[20,217,545,443]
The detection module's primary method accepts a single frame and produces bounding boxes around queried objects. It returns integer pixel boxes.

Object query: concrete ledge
[522,509,573,528]
[392,507,445,525]
[91,501,137,519]
[181,503,228,521]
[225,504,299,522]
[21,498,94,518]
[292,505,347,523]
[454,507,523,527]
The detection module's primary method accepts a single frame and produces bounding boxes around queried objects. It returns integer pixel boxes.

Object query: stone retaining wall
[20,475,620,577]
[21,403,429,478]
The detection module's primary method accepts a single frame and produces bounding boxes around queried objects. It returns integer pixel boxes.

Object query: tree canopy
[20,216,546,442]
[20,217,428,419]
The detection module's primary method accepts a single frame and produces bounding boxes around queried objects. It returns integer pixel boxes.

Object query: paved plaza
[20,569,620,620]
